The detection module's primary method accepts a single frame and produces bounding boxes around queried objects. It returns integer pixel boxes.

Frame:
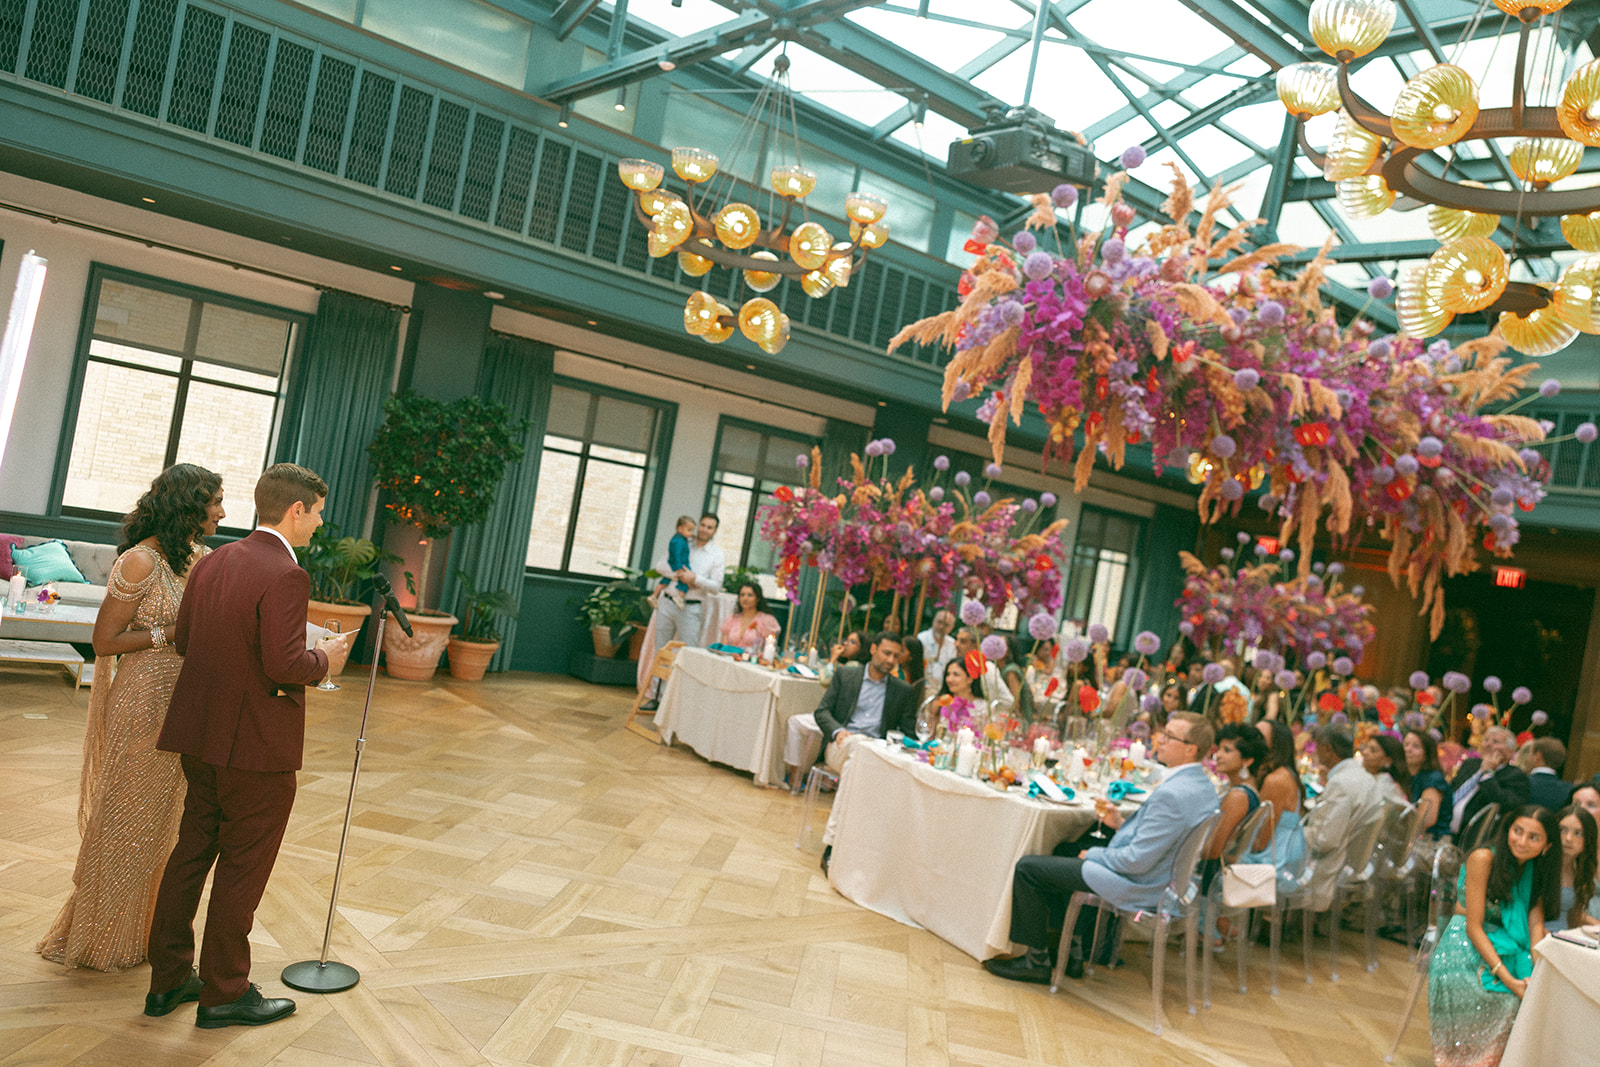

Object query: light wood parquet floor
[0,663,1435,1066]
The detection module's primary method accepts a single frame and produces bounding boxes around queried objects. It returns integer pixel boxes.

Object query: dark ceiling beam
[871,34,1025,141]
[1082,44,1249,141]
[1282,229,1572,265]
[1174,0,1305,67]
[539,9,771,101]
[553,0,605,40]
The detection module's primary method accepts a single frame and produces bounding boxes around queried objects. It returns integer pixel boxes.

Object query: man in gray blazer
[814,631,917,773]
[1303,723,1384,912]
[985,712,1220,983]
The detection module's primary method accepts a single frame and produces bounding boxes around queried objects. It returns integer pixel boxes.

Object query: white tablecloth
[826,740,1104,961]
[1503,934,1600,1067]
[635,591,738,691]
[656,647,821,786]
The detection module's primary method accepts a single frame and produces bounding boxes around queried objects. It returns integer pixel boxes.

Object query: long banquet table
[656,647,821,787]
[1502,932,1600,1067]
[825,739,1109,961]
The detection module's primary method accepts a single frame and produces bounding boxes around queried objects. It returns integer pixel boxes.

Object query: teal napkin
[1028,781,1075,801]
[900,736,934,751]
[1105,780,1146,801]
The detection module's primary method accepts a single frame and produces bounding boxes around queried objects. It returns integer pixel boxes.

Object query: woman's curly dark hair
[120,463,222,576]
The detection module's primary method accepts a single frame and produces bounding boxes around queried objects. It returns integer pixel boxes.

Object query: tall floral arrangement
[891,164,1552,636]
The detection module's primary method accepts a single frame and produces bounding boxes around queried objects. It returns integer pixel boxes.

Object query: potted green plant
[296,523,400,676]
[446,570,518,681]
[368,391,526,680]
[574,578,651,659]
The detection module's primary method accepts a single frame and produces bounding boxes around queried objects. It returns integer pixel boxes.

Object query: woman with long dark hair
[719,579,779,653]
[38,463,224,971]
[1546,805,1598,933]
[1429,805,1562,1066]
[1241,719,1306,889]
[1403,728,1453,839]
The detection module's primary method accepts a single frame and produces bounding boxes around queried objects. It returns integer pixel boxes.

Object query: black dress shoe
[144,971,203,1017]
[640,699,659,711]
[1064,953,1085,980]
[820,845,832,874]
[982,954,1053,984]
[195,985,296,1029]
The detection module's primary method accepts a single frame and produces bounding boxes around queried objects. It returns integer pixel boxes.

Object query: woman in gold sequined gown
[37,464,225,971]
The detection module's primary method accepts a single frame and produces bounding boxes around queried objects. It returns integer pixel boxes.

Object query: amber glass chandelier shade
[1309,0,1396,61]
[1426,236,1509,313]
[789,222,832,271]
[647,231,676,258]
[1492,0,1572,13]
[1500,290,1579,356]
[845,192,888,225]
[849,221,890,249]
[638,189,679,216]
[742,250,782,293]
[770,165,818,198]
[671,147,719,183]
[703,302,736,344]
[1276,62,1341,117]
[617,158,664,191]
[654,199,694,242]
[1554,256,1600,333]
[1558,59,1600,147]
[677,247,715,276]
[739,298,790,355]
[1562,211,1600,252]
[824,243,855,288]
[1426,181,1497,241]
[800,270,833,298]
[684,291,723,336]
[1324,110,1382,180]
[1336,174,1395,218]
[1397,264,1454,338]
[1509,137,1583,185]
[1391,65,1479,149]
[713,203,762,249]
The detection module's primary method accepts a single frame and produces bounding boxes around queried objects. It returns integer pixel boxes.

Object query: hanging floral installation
[890,162,1557,636]
[760,442,1068,651]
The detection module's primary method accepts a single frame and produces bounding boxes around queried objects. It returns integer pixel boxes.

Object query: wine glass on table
[316,619,342,691]
[915,700,937,747]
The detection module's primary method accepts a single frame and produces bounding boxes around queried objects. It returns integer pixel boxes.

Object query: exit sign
[1494,567,1526,589]
[1258,536,1281,554]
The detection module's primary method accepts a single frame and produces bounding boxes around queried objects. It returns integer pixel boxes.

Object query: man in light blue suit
[985,712,1220,984]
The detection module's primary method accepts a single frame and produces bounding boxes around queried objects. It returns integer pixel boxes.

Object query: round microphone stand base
[282,959,360,993]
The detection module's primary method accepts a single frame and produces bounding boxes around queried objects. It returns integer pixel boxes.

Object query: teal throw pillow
[11,540,89,585]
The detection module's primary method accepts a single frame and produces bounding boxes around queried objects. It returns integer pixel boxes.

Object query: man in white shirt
[652,513,725,651]
[916,609,957,681]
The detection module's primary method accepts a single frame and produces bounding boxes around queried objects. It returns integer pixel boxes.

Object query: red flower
[1418,454,1442,468]
[965,650,987,680]
[1086,411,1104,431]
[963,239,988,255]
[1171,340,1196,365]
[958,272,975,297]
[1078,685,1101,713]
[1385,480,1412,503]
[1044,677,1060,697]
[1146,367,1160,392]
[1318,692,1343,712]
[1127,431,1143,444]
[1376,697,1396,726]
[1034,555,1055,571]
[1453,499,1468,516]
[1517,498,1535,512]
[1095,377,1109,401]
[1417,690,1436,706]
[1294,422,1331,447]
[773,485,794,503]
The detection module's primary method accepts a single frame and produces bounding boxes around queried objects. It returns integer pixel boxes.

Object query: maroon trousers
[147,754,297,1005]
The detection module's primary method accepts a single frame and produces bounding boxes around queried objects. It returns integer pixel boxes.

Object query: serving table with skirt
[656,647,821,787]
[825,739,1121,961]
[1501,932,1600,1067]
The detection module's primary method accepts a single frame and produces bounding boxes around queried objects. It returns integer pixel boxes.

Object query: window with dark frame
[60,272,301,530]
[705,419,818,573]
[1061,505,1147,648]
[525,382,668,577]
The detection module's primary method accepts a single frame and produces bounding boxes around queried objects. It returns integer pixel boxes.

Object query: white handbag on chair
[1221,863,1277,908]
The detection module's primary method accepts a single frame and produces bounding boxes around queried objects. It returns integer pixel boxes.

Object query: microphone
[371,574,414,637]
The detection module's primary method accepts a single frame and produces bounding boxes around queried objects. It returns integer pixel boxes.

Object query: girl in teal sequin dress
[1428,805,1561,1067]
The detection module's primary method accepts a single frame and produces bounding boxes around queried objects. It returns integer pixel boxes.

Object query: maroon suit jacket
[159,530,328,772]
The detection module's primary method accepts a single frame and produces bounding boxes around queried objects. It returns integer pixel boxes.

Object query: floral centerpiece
[891,162,1554,636]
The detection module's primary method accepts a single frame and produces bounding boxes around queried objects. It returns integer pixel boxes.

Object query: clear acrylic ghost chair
[1323,804,1390,982]
[1365,800,1427,971]
[1200,799,1274,1005]
[1383,844,1464,1062]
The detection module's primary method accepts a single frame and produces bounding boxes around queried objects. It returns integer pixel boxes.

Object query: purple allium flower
[1482,675,1502,694]
[1029,611,1058,640]
[1307,651,1328,670]
[929,486,944,501]
[954,470,971,487]
[1275,669,1298,689]
[795,453,809,468]
[973,490,992,508]
[882,438,897,455]
[1372,464,1396,485]
[960,600,987,625]
[1064,637,1090,663]
[1441,671,1471,694]
[981,634,1008,660]
[1368,338,1392,359]
[1140,693,1161,714]
[1428,339,1453,361]
[1088,622,1110,644]
[1256,300,1286,326]
[1178,620,1195,637]
[1023,251,1056,280]
[1428,728,1442,741]
[1258,494,1278,512]
[1220,547,1235,561]
[1134,631,1161,656]
[1211,434,1237,459]
[1511,686,1532,704]
[1409,670,1430,689]
[1578,422,1598,444]
[1417,436,1443,458]
[1490,486,1514,507]
[952,380,971,402]
[1233,368,1260,390]
[1470,703,1491,721]
[1540,378,1561,398]
[1101,237,1126,263]
[1220,479,1244,501]
[933,454,950,471]
[1255,543,1269,556]
[1327,562,1344,575]
[1367,276,1395,299]
[1040,492,1058,508]
[1403,711,1427,731]
[1012,231,1037,254]
[1051,183,1079,208]
[1237,531,1252,544]
[1519,447,1541,466]
[1352,585,1365,596]
[1119,145,1147,168]
[1332,656,1354,676]
[1123,667,1149,690]
[1202,663,1226,685]
[1531,709,1549,726]
[1253,650,1275,671]
[984,462,1003,479]
[1330,711,1349,726]
[1395,454,1419,476]
[1000,300,1027,327]
[865,440,883,458]
[1279,549,1296,563]
[1021,498,1038,513]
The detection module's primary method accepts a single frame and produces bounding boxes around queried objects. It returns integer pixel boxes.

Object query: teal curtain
[440,333,553,671]
[284,291,402,537]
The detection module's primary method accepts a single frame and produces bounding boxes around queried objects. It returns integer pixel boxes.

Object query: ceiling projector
[947,107,1097,195]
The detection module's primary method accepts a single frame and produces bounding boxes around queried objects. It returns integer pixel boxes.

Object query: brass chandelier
[1277,0,1600,354]
[615,53,890,356]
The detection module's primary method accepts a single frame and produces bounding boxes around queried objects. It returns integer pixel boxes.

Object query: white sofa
[4,535,118,607]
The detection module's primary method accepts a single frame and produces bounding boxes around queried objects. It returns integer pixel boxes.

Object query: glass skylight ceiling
[612,0,1600,283]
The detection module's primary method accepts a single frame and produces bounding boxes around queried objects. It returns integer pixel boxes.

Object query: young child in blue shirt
[653,515,695,608]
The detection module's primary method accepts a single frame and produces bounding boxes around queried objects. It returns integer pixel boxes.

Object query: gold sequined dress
[37,543,200,971]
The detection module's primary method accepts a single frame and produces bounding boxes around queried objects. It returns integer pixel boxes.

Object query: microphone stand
[281,609,388,994]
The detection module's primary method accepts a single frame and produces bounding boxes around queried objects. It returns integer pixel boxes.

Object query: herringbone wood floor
[0,663,1434,1066]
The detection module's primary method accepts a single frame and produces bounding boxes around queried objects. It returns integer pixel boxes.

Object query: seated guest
[1448,727,1530,840]
[1575,784,1600,823]
[1404,728,1454,840]
[916,609,957,681]
[953,626,1004,698]
[894,639,926,707]
[1526,737,1574,811]
[1303,724,1385,912]
[1203,724,1266,880]
[815,631,917,773]
[1244,720,1306,889]
[1545,805,1598,934]
[1362,734,1410,804]
[828,629,870,666]
[1428,806,1560,1066]
[983,712,1219,984]
[719,580,780,653]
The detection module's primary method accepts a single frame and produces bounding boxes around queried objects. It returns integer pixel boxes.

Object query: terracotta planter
[592,625,623,659]
[307,600,372,677]
[383,612,457,681]
[627,626,645,661]
[447,637,499,681]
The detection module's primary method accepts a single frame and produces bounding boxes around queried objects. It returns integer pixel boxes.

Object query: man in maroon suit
[145,463,346,1027]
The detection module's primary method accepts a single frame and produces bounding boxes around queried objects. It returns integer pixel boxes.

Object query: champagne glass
[316,619,342,691]
[915,700,937,745]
